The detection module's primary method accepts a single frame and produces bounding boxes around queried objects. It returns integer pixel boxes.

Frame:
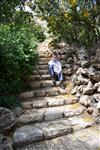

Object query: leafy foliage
[0,0,47,108]
[0,24,38,108]
[34,0,100,48]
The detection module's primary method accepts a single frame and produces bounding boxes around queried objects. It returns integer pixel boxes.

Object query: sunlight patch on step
[82,116,95,123]
[69,103,81,109]
[61,94,77,99]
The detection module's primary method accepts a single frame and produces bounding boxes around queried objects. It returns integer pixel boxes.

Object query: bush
[0,95,21,109]
[35,0,100,48]
[0,24,38,108]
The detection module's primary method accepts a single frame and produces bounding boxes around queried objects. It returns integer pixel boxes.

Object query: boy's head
[52,51,61,61]
[52,51,58,61]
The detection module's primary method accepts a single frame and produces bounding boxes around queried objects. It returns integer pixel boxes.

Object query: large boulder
[81,60,90,68]
[76,67,88,76]
[76,74,89,86]
[93,94,100,102]
[0,107,16,132]
[88,67,100,82]
[79,95,95,107]
[94,82,100,91]
[82,82,94,95]
[13,125,43,147]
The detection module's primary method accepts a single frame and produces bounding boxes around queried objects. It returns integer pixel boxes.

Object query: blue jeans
[48,66,63,81]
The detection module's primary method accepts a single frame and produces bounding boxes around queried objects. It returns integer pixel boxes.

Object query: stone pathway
[13,39,100,150]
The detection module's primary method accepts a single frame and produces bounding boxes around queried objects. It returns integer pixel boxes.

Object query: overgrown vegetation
[34,0,100,48]
[0,0,45,108]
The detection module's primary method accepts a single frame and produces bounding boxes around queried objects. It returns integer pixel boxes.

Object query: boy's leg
[58,71,63,82]
[48,67,56,85]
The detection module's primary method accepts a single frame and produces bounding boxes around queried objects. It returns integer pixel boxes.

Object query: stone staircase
[13,39,100,150]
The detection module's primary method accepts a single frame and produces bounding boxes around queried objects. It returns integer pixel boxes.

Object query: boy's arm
[48,63,54,77]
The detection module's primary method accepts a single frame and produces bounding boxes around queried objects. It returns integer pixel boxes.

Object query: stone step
[18,103,86,125]
[15,125,99,150]
[33,69,49,75]
[13,114,95,148]
[22,94,78,109]
[35,64,48,70]
[38,57,51,62]
[19,87,68,99]
[13,119,72,148]
[30,80,54,89]
[38,61,48,65]
[30,74,50,81]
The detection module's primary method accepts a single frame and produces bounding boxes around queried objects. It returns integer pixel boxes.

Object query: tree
[0,0,45,108]
[34,0,100,47]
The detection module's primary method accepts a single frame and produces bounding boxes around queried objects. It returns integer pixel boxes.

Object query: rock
[14,130,95,150]
[72,74,77,84]
[77,85,85,93]
[68,114,95,131]
[93,64,100,69]
[92,108,100,117]
[81,60,90,68]
[13,119,72,148]
[87,106,94,114]
[63,68,73,75]
[79,95,95,107]
[64,64,72,68]
[19,91,34,99]
[44,108,63,121]
[64,103,85,117]
[68,126,100,150]
[76,67,88,76]
[32,100,47,108]
[73,65,79,72]
[0,136,13,150]
[12,107,23,117]
[76,75,89,86]
[13,126,43,147]
[67,57,73,64]
[73,55,78,64]
[34,89,46,97]
[57,87,67,95]
[83,82,94,95]
[47,98,64,107]
[43,121,72,139]
[97,101,100,110]
[90,73,100,82]
[62,94,78,104]
[22,102,33,109]
[94,82,100,90]
[71,86,78,94]
[45,88,59,97]
[93,94,100,102]
[78,47,89,61]
[0,107,16,132]
[97,86,100,93]
[18,109,45,125]
[75,92,81,98]
[88,67,100,82]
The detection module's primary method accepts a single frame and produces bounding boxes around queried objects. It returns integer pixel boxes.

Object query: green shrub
[0,24,38,108]
[0,95,21,109]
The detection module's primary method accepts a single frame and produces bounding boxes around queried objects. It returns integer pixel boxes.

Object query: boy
[48,51,63,85]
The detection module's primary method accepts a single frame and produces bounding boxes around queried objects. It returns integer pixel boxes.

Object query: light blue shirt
[48,60,62,74]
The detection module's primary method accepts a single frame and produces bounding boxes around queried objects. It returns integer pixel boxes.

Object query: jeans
[48,66,63,81]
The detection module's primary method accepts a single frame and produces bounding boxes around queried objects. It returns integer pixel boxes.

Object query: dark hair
[52,51,58,56]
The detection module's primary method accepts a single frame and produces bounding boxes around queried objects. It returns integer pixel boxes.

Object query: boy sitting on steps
[48,51,63,86]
